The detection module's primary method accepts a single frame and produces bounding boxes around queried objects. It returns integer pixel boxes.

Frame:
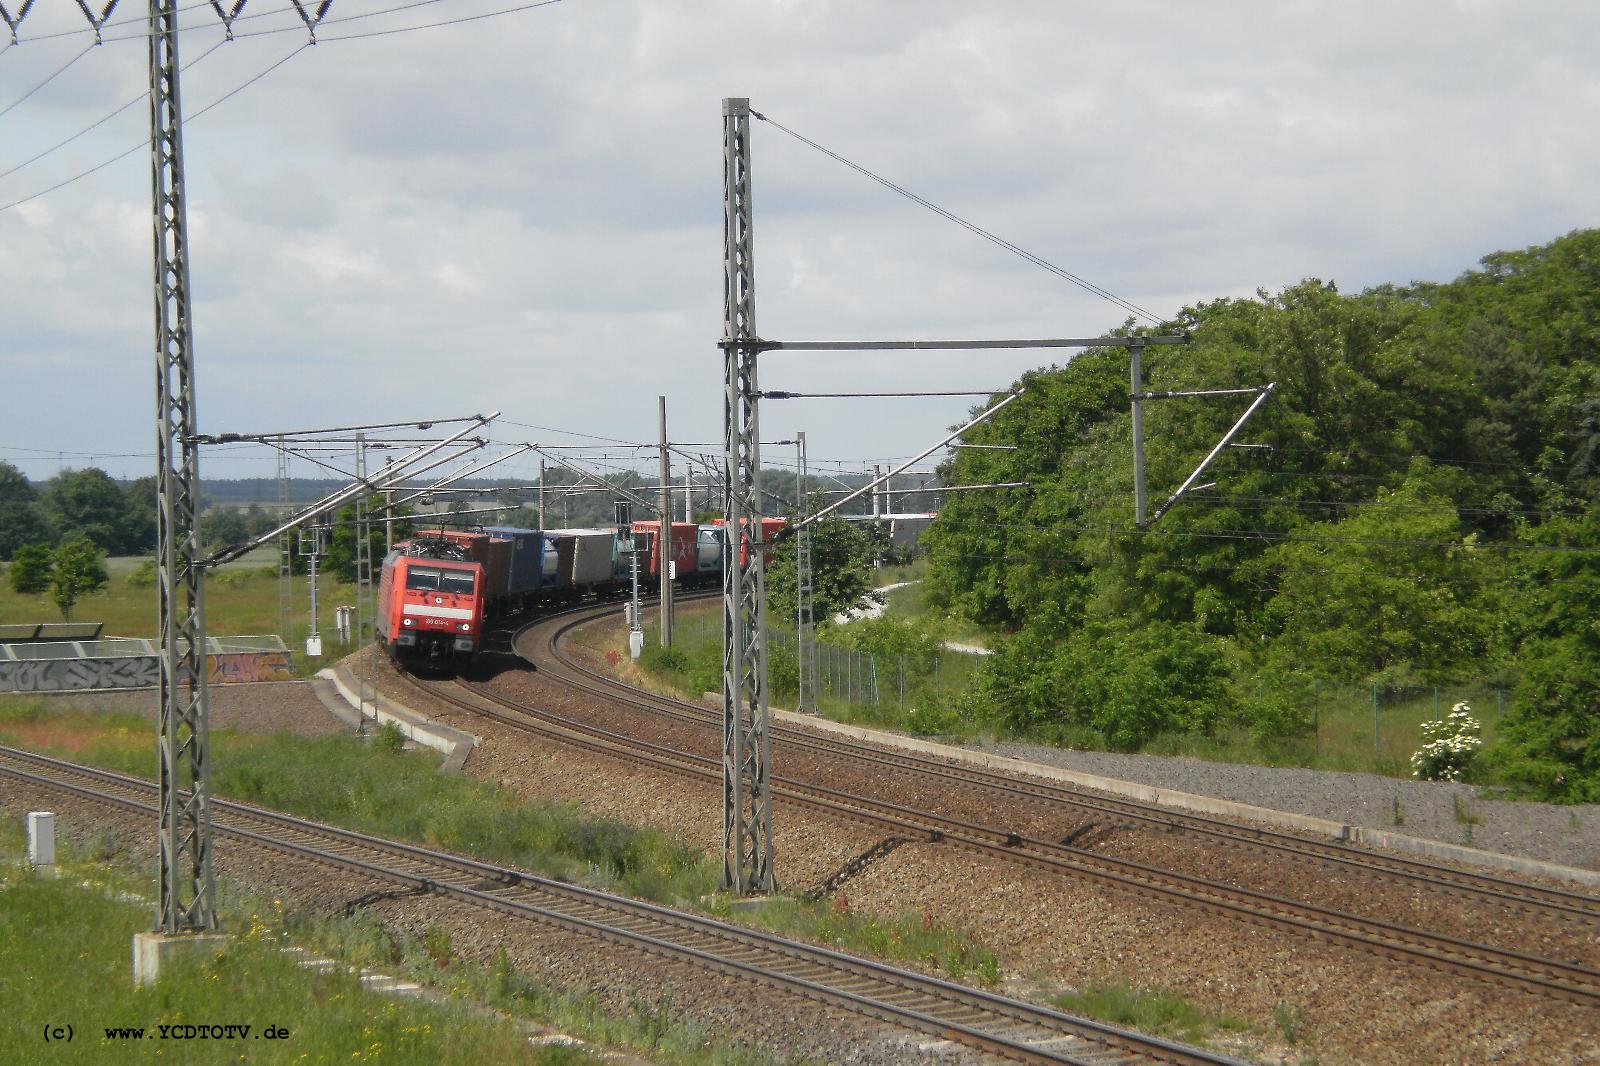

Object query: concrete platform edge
[319,665,477,773]
[773,707,1600,889]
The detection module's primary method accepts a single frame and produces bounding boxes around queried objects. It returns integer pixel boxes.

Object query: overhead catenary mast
[149,0,217,939]
[720,96,774,894]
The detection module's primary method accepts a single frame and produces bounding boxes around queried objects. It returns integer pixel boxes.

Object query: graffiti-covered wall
[0,651,292,692]
[205,652,293,685]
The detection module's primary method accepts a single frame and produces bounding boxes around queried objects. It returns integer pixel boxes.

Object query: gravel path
[959,740,1600,873]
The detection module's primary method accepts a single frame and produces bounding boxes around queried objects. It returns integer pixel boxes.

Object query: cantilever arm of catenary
[203,413,499,566]
[795,389,1026,530]
[1145,385,1275,527]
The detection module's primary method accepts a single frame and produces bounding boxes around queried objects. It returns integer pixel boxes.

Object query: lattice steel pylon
[150,0,217,934]
[795,432,818,714]
[720,97,773,894]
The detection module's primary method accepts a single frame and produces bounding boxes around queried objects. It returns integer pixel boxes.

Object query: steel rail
[528,600,1600,925]
[0,744,1239,1066]
[431,671,1600,1008]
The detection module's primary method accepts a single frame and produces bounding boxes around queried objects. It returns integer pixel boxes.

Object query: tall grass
[1,698,1007,983]
[1051,982,1249,1047]
[0,701,715,906]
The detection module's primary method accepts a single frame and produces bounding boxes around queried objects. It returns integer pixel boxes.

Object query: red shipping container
[630,520,699,579]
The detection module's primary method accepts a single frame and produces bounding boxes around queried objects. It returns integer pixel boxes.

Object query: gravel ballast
[958,740,1600,873]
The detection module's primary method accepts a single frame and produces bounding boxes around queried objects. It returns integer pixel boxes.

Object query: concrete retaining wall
[321,666,477,773]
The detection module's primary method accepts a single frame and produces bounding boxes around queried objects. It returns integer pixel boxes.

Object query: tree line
[922,228,1600,800]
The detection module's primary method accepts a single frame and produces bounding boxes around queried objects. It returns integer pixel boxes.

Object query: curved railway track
[0,744,1245,1066]
[378,598,1600,1013]
[525,599,1600,927]
[416,667,1600,1010]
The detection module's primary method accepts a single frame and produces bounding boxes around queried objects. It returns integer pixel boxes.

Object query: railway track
[525,600,1600,927]
[376,598,1600,1013]
[416,667,1600,1010]
[0,744,1245,1066]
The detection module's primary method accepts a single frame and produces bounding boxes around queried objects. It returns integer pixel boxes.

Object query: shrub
[8,542,53,594]
[971,619,1234,750]
[125,557,157,588]
[1484,634,1600,801]
[1410,702,1482,782]
[373,720,407,753]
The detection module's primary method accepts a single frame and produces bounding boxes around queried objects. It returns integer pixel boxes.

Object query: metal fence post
[1372,683,1380,761]
[1313,678,1319,754]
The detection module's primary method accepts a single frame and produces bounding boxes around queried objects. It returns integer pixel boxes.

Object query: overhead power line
[0,1,569,211]
[761,389,999,399]
[749,108,1162,326]
[0,42,94,120]
[0,39,301,212]
[0,38,224,182]
[921,512,1600,557]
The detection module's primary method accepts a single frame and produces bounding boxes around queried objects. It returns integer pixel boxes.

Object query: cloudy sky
[2,0,1596,491]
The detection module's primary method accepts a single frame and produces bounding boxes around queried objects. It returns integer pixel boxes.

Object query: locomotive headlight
[403,618,414,626]
[459,622,471,631]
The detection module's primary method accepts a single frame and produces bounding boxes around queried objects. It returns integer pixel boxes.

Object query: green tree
[8,543,54,594]
[119,475,158,553]
[325,500,413,583]
[42,468,134,554]
[1487,505,1600,799]
[0,461,54,560]
[201,507,252,552]
[767,511,884,625]
[1248,469,1498,683]
[49,536,109,620]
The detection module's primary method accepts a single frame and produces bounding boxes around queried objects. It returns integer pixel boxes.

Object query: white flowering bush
[1410,702,1482,782]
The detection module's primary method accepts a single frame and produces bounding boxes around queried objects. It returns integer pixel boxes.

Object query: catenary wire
[917,511,1600,556]
[749,108,1163,326]
[0,0,564,201]
[930,552,1529,591]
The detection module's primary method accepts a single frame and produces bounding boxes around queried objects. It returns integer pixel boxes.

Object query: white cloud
[0,0,1596,484]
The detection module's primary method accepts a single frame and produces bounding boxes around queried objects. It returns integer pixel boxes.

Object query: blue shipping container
[480,526,546,598]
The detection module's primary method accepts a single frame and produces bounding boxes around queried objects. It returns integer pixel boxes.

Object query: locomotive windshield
[405,567,476,595]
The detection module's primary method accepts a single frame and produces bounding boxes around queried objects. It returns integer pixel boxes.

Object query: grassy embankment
[0,850,560,1065]
[0,697,1003,1001]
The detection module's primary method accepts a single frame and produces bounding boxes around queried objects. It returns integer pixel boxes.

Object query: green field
[0,557,353,677]
[2,552,344,637]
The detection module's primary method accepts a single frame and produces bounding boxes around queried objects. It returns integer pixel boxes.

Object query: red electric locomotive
[376,537,486,664]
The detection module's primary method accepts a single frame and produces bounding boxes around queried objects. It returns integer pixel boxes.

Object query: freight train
[376,518,786,665]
